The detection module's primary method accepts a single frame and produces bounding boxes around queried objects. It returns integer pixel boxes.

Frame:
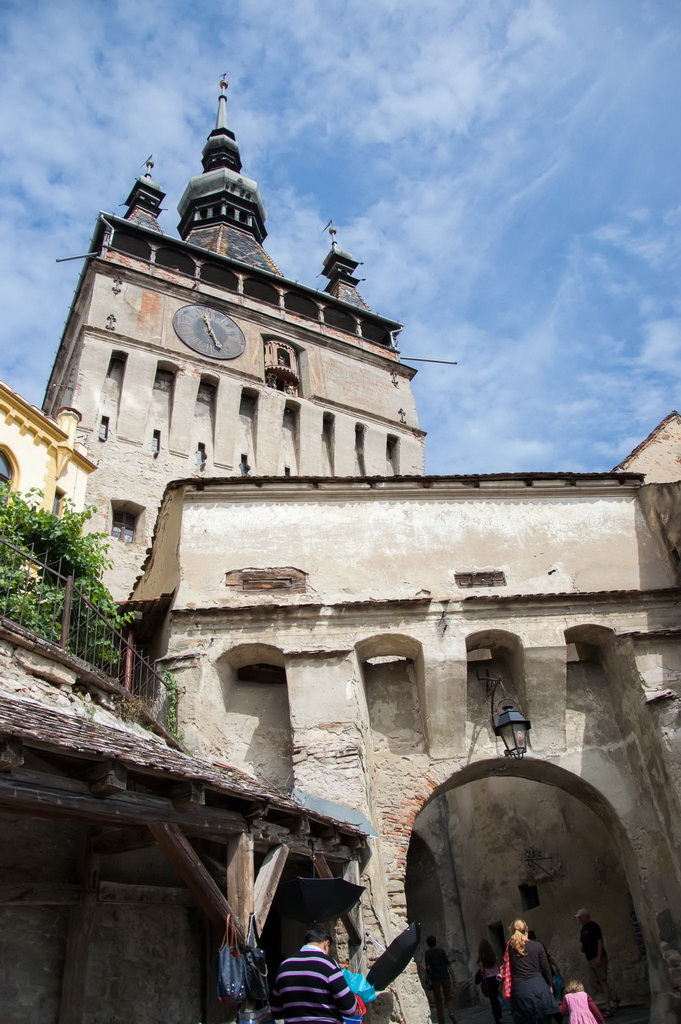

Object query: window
[99,416,110,441]
[386,435,399,474]
[239,453,251,476]
[52,489,65,516]
[151,430,161,457]
[196,443,207,471]
[0,452,13,486]
[111,512,136,543]
[455,571,506,588]
[518,884,540,911]
[106,354,126,384]
[354,424,366,476]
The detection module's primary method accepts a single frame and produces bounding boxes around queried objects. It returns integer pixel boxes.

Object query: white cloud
[0,0,679,475]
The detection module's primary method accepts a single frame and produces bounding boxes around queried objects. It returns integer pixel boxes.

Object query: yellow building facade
[0,379,95,512]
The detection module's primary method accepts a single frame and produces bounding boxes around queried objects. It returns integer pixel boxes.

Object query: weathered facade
[1,82,681,1024]
[126,471,681,1023]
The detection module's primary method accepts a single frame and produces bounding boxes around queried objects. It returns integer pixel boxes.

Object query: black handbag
[243,914,269,1002]
[217,915,247,1005]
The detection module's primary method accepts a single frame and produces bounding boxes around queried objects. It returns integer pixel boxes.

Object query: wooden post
[58,832,99,1024]
[149,821,238,932]
[313,853,363,946]
[226,831,254,937]
[253,843,289,934]
[60,575,74,650]
[343,859,364,972]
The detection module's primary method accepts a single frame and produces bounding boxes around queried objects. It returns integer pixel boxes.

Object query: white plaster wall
[175,486,673,609]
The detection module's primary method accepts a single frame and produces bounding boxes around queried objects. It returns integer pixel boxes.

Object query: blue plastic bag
[342,969,377,1003]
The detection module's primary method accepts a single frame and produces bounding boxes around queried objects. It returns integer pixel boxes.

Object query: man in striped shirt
[270,925,359,1024]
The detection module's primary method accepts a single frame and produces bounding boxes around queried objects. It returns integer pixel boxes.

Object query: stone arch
[402,757,678,1022]
[215,643,293,790]
[355,634,426,755]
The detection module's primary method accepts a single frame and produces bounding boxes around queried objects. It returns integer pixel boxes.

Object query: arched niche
[465,630,526,749]
[284,292,319,322]
[355,634,426,755]
[155,248,195,277]
[200,263,238,291]
[324,305,356,334]
[564,624,617,748]
[216,643,293,791]
[244,278,279,306]
[111,232,151,261]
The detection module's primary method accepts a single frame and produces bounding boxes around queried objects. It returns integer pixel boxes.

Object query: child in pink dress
[560,979,606,1024]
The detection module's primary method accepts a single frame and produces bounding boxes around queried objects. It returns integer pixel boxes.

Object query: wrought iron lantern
[479,671,531,758]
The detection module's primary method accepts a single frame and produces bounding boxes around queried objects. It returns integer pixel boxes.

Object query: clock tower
[43,83,425,597]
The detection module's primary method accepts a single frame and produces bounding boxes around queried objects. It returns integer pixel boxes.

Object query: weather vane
[220,74,229,95]
[321,219,338,249]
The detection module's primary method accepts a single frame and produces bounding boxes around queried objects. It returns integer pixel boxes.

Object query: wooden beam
[0,773,246,836]
[0,882,82,905]
[99,881,196,906]
[313,853,362,947]
[226,831,254,936]
[88,760,127,798]
[170,780,205,809]
[58,834,98,1024]
[149,821,237,932]
[91,827,155,855]
[0,738,23,771]
[343,859,364,972]
[253,843,289,934]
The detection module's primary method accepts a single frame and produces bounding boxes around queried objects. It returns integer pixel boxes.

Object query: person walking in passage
[425,934,458,1024]
[560,979,605,1024]
[270,925,359,1024]
[475,939,502,1024]
[505,919,561,1024]
[574,909,619,1017]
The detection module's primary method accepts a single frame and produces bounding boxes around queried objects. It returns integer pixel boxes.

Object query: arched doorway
[406,759,655,1017]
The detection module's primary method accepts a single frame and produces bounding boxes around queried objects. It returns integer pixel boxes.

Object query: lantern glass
[494,703,531,758]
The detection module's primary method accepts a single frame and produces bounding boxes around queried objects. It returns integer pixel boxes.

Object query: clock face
[172,304,246,360]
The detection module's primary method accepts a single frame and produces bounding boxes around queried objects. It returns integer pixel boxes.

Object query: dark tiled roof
[125,209,163,233]
[0,694,366,836]
[185,223,281,275]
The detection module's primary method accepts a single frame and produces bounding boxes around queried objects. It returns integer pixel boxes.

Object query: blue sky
[1,0,680,473]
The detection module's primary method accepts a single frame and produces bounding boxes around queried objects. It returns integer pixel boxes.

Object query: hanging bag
[217,915,247,1006]
[243,913,269,1002]
[500,944,512,1001]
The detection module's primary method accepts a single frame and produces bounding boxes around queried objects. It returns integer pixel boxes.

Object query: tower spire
[177,79,280,274]
[122,155,166,233]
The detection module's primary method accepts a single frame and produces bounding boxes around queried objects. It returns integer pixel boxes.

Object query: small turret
[122,156,166,233]
[321,227,370,310]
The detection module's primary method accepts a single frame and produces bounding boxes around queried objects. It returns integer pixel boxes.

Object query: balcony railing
[0,533,172,733]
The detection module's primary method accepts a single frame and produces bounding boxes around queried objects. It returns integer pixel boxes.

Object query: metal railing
[0,534,170,730]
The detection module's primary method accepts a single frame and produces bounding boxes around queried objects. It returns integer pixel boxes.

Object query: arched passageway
[406,759,653,1017]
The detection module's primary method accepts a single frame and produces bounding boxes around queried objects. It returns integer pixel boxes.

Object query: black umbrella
[273,876,365,923]
[366,922,421,990]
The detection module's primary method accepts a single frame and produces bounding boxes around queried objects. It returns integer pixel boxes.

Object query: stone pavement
[429,1006,650,1024]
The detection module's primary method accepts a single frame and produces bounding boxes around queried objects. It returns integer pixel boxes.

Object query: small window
[111,512,136,543]
[518,884,540,911]
[237,663,286,684]
[99,416,110,441]
[151,430,161,457]
[284,466,291,477]
[52,489,65,516]
[277,347,291,368]
[239,453,251,477]
[0,452,13,485]
[197,381,217,406]
[455,570,506,588]
[354,424,366,476]
[196,443,207,471]
[106,354,126,384]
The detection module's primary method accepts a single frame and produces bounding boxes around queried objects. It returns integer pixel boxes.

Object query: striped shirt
[270,945,358,1024]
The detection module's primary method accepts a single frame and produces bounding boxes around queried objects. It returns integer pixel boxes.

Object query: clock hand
[202,313,222,349]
